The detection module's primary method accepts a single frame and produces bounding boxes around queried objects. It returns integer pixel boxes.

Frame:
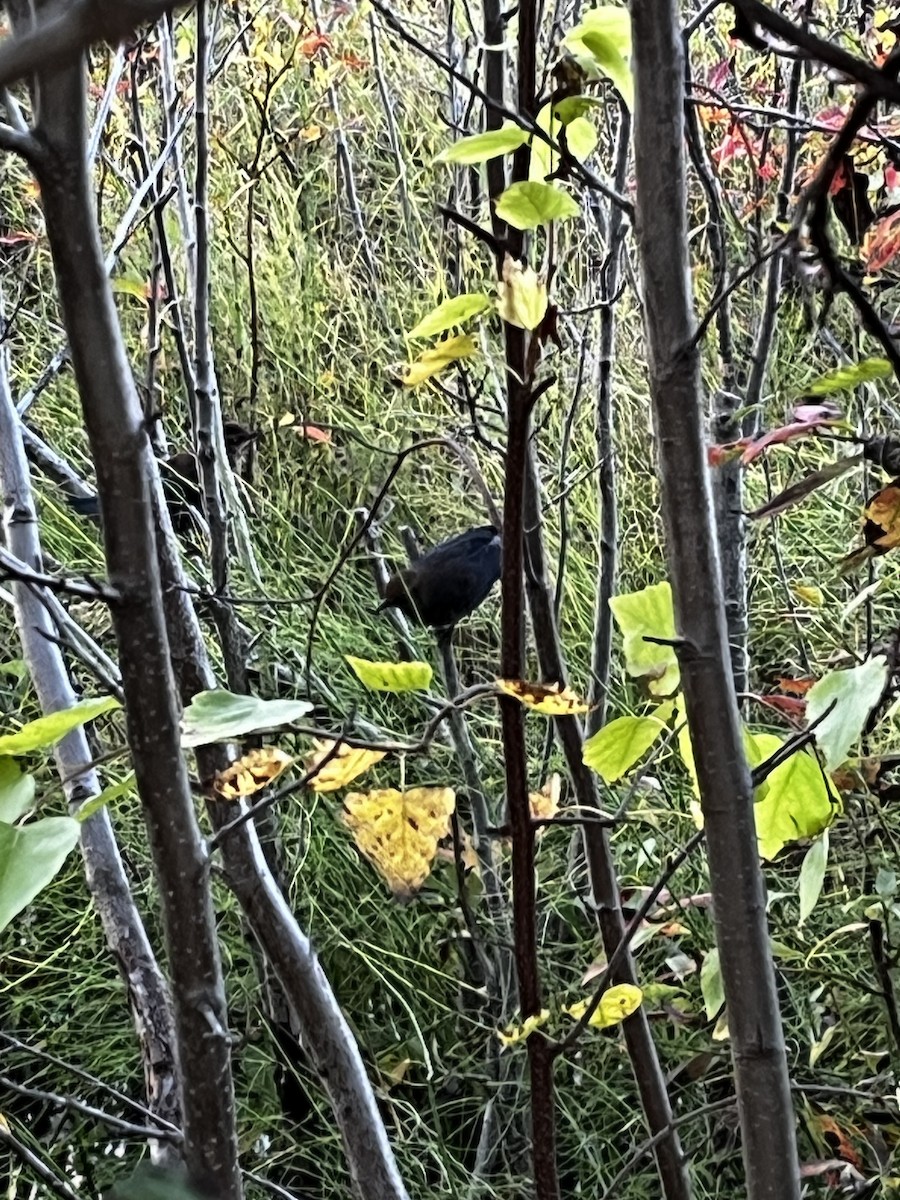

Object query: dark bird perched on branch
[67,420,258,532]
[377,525,502,628]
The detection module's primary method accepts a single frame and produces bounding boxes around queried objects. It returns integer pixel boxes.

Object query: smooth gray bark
[630,3,801,1198]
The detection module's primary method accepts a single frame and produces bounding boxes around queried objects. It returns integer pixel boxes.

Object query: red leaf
[776,677,816,696]
[863,209,900,272]
[337,51,368,70]
[297,423,331,443]
[813,105,850,132]
[741,406,841,464]
[708,438,751,466]
[0,231,37,246]
[755,694,807,718]
[299,31,331,57]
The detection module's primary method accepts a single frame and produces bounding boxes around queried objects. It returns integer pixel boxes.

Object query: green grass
[3,3,900,1197]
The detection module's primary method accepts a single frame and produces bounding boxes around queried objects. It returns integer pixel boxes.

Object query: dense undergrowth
[2,1,900,1196]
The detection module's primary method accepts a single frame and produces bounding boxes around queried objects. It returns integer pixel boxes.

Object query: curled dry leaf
[213,747,294,800]
[497,1009,551,1047]
[565,983,643,1029]
[303,738,387,793]
[529,773,561,824]
[496,678,590,715]
[342,786,456,898]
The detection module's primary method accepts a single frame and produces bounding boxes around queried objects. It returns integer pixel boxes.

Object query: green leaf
[494,181,580,230]
[408,293,492,340]
[578,31,633,107]
[876,867,897,900]
[0,697,121,757]
[563,115,598,162]
[436,124,530,164]
[553,96,604,124]
[346,656,433,693]
[583,714,666,782]
[76,773,136,823]
[806,657,889,772]
[0,659,27,679]
[806,357,892,395]
[798,831,828,926]
[529,103,557,182]
[563,8,633,109]
[754,747,840,861]
[609,582,679,697]
[111,276,148,300]
[180,690,313,749]
[0,758,35,823]
[700,947,724,1021]
[0,815,81,932]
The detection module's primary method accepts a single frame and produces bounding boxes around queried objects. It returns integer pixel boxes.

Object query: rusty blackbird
[377,525,501,628]
[68,420,257,533]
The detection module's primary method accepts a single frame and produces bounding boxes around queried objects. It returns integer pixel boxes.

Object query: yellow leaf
[496,255,548,330]
[496,678,590,715]
[529,773,561,822]
[303,738,387,792]
[346,655,433,693]
[792,584,824,607]
[565,983,643,1029]
[300,124,323,142]
[213,747,293,799]
[497,1009,551,1046]
[278,412,295,427]
[342,787,456,897]
[399,334,477,387]
[378,1055,413,1087]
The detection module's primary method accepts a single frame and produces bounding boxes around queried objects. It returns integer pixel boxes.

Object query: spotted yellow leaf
[342,786,456,897]
[565,983,643,1028]
[496,678,590,715]
[213,747,293,800]
[304,738,387,793]
[346,655,433,693]
[497,1008,551,1046]
[398,334,477,387]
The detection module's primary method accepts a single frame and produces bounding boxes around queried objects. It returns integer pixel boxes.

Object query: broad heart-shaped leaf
[346,656,433,693]
[553,96,605,124]
[342,786,456,897]
[806,657,889,772]
[180,690,313,748]
[436,123,530,164]
[805,357,892,395]
[609,582,679,697]
[752,739,840,861]
[408,293,492,340]
[0,758,35,823]
[0,696,120,757]
[495,181,580,230]
[576,29,633,108]
[563,7,633,108]
[798,831,829,926]
[564,116,598,162]
[583,714,666,782]
[0,815,81,932]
